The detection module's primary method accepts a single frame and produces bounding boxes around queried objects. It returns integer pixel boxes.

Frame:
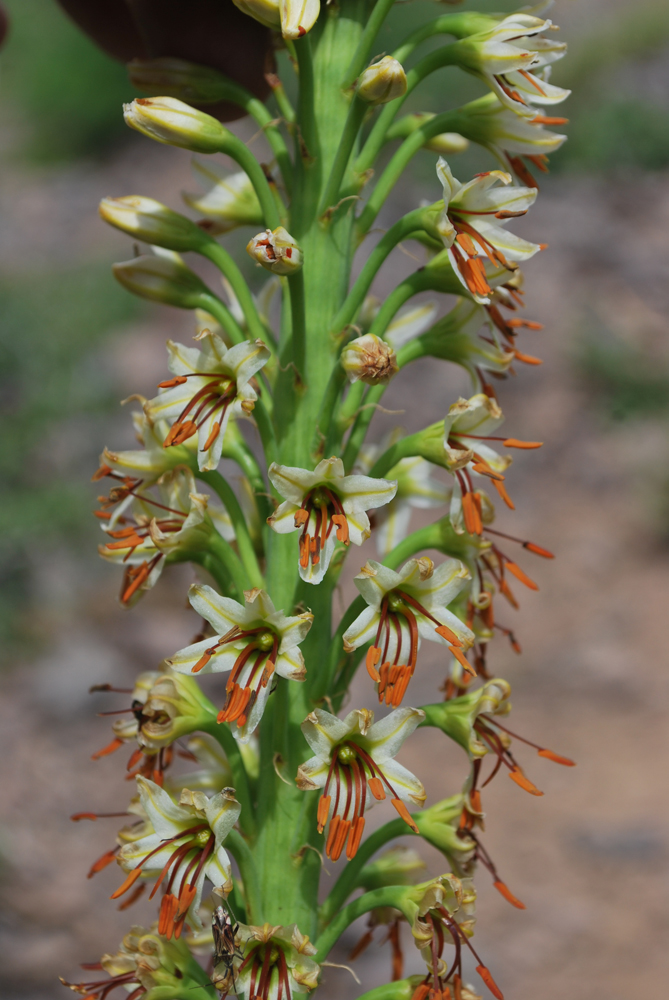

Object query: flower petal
[364,706,426,761]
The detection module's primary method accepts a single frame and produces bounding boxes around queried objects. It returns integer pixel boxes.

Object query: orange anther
[330,819,351,861]
[117,882,146,911]
[91,737,124,760]
[332,514,349,544]
[368,776,386,800]
[462,492,482,535]
[346,816,366,858]
[450,645,476,677]
[513,350,542,365]
[70,812,98,822]
[366,646,381,681]
[538,749,575,766]
[294,508,309,527]
[158,375,188,388]
[87,849,118,879]
[504,560,538,591]
[317,795,331,832]
[325,814,341,858]
[192,651,212,674]
[201,420,221,453]
[391,798,419,833]
[456,232,477,255]
[508,767,543,796]
[476,965,504,1000]
[435,624,461,647]
[493,880,526,909]
[176,882,198,919]
[411,986,431,1000]
[524,541,554,558]
[499,578,518,609]
[502,438,542,449]
[492,478,515,510]
[110,866,142,900]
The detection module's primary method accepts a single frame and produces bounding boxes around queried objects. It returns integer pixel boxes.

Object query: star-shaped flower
[145,331,270,471]
[343,557,474,706]
[436,158,540,303]
[112,776,240,938]
[167,583,313,742]
[296,706,426,861]
[98,467,223,606]
[267,456,397,584]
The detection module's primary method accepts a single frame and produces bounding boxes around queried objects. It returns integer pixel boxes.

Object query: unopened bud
[387,113,469,156]
[426,132,469,155]
[99,196,211,252]
[280,0,320,40]
[183,157,262,234]
[128,58,239,106]
[341,334,398,386]
[112,254,210,309]
[231,0,281,30]
[123,97,228,153]
[246,227,303,275]
[358,56,407,106]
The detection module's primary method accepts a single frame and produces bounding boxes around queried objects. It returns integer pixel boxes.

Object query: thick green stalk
[197,470,265,589]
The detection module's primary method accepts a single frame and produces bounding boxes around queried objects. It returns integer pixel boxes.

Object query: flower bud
[231,0,281,31]
[413,795,474,858]
[139,673,217,748]
[246,227,303,275]
[112,253,210,309]
[387,113,469,155]
[341,334,398,386]
[357,56,407,105]
[279,0,320,40]
[99,196,211,252]
[183,157,263,234]
[123,97,228,153]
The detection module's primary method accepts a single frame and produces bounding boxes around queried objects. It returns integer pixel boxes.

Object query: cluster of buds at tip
[341,333,399,386]
[247,227,303,275]
[343,557,474,706]
[357,56,408,105]
[297,707,426,860]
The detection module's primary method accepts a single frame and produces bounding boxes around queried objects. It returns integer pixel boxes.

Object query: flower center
[293,485,350,570]
[159,372,237,450]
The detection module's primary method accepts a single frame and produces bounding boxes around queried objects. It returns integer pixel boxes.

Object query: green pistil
[256,631,276,652]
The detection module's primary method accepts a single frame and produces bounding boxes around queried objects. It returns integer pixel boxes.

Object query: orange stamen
[317,795,331,832]
[502,438,542,449]
[450,645,476,677]
[508,767,543,796]
[524,542,553,558]
[294,508,309,527]
[192,650,212,673]
[91,737,124,760]
[391,798,419,833]
[325,815,341,857]
[330,819,351,861]
[368,776,386,800]
[201,421,221,452]
[476,965,504,1000]
[87,849,118,878]
[538,749,575,766]
[435,624,462,647]
[346,816,366,859]
[366,646,381,681]
[513,350,542,365]
[158,376,188,388]
[117,882,146,911]
[499,578,519,608]
[492,478,515,510]
[110,866,142,899]
[504,560,538,590]
[493,880,526,909]
[332,514,349,544]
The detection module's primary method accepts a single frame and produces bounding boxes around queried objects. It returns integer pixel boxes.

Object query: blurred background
[0,0,668,998]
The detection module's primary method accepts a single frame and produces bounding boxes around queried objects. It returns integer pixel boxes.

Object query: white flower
[145,331,270,472]
[267,456,397,584]
[112,777,240,938]
[98,467,218,606]
[443,393,515,534]
[343,558,474,706]
[167,584,313,742]
[436,158,540,304]
[279,0,320,40]
[230,922,320,1000]
[183,156,263,234]
[296,706,426,860]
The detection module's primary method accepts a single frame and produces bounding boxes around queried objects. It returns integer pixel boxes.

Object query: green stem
[288,270,307,383]
[197,470,265,588]
[357,110,460,235]
[319,817,407,925]
[203,719,257,839]
[316,364,347,455]
[314,886,413,961]
[341,384,385,472]
[318,96,367,217]
[199,242,276,352]
[352,983,415,1000]
[217,132,282,230]
[196,291,247,345]
[327,207,430,340]
[342,0,399,88]
[292,35,321,233]
[206,530,251,598]
[254,397,278,466]
[225,829,263,922]
[382,522,444,570]
[269,75,296,124]
[222,433,273,525]
[368,271,436,339]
